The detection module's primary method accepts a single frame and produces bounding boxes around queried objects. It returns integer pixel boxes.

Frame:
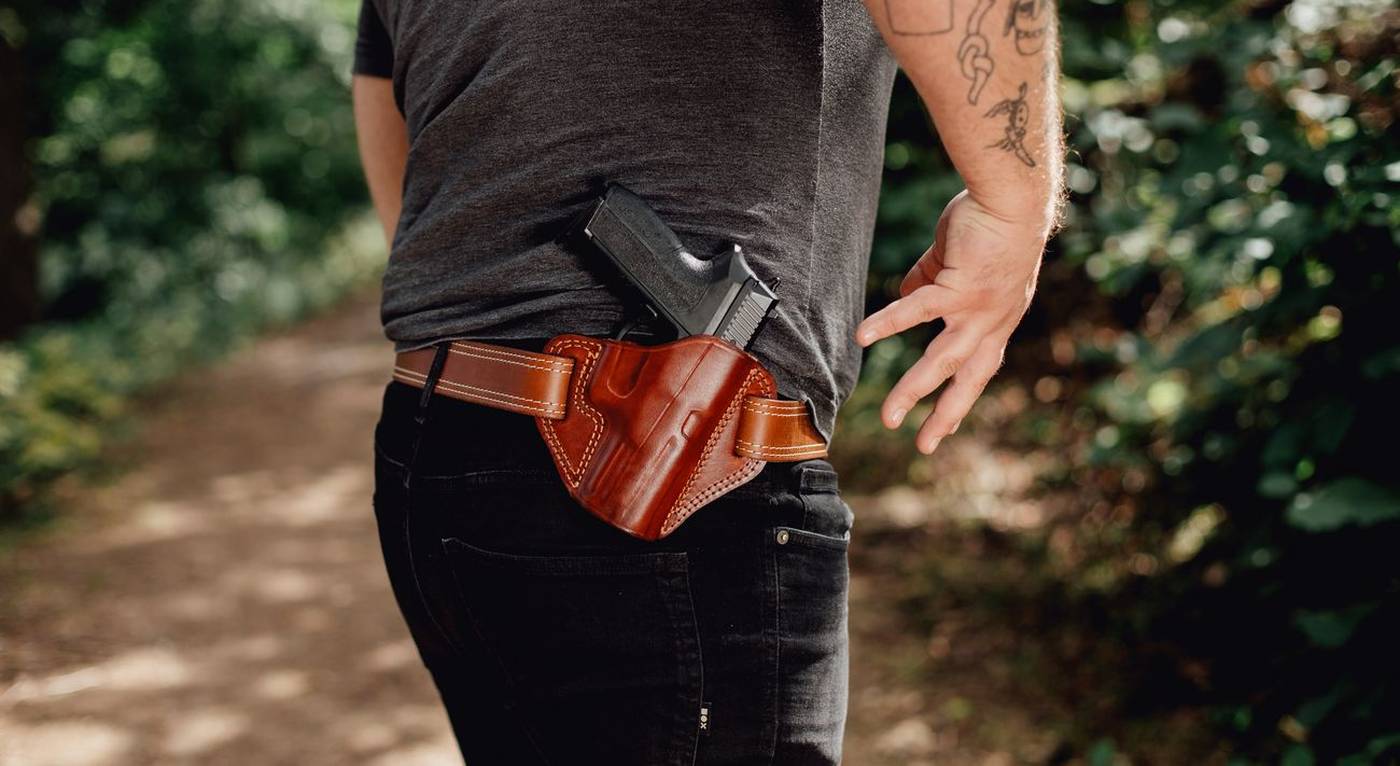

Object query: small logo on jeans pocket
[698,703,712,735]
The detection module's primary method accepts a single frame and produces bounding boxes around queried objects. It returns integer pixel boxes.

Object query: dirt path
[0,291,1160,765]
[0,293,458,765]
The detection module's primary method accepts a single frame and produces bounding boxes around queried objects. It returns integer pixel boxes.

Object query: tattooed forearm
[1004,0,1050,55]
[957,0,995,104]
[876,0,1055,171]
[984,82,1036,167]
[885,0,954,35]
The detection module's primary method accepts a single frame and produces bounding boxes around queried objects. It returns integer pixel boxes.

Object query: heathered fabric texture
[355,0,898,442]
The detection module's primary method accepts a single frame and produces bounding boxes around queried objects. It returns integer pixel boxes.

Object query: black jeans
[371,354,853,765]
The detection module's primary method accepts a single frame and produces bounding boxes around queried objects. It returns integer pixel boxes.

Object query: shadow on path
[0,291,1146,766]
[1,292,458,765]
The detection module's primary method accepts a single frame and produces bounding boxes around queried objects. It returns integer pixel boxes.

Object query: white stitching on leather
[740,449,827,460]
[394,367,563,408]
[735,439,827,451]
[450,340,570,366]
[660,367,775,535]
[536,339,605,487]
[742,400,808,415]
[393,374,564,418]
[394,368,565,415]
[448,344,572,373]
[663,458,764,535]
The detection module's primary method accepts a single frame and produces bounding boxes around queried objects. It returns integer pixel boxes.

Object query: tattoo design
[984,82,1036,167]
[885,0,954,35]
[957,0,996,104]
[1004,0,1050,55]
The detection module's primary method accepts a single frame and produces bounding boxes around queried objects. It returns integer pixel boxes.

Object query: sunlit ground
[0,291,1214,765]
[0,293,460,765]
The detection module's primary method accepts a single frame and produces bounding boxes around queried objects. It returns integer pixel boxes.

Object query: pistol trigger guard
[612,304,660,342]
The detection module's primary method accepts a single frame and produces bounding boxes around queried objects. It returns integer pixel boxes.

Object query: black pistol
[576,183,777,350]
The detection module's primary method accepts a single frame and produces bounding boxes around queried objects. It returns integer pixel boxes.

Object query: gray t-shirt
[355,0,898,442]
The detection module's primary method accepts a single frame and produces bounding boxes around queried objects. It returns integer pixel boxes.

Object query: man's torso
[369,0,898,440]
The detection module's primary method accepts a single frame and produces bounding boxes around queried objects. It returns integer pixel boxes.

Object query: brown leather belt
[393,339,828,461]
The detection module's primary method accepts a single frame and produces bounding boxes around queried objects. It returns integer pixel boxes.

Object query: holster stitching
[660,367,773,535]
[537,338,605,487]
[736,439,827,451]
[742,406,808,417]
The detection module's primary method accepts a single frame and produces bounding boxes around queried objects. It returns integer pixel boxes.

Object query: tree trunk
[0,35,39,341]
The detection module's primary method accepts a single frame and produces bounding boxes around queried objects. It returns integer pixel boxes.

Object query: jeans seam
[403,478,466,658]
[438,539,556,764]
[667,561,704,766]
[401,343,473,674]
[766,534,782,765]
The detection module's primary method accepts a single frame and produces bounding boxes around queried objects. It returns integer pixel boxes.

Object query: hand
[855,190,1046,454]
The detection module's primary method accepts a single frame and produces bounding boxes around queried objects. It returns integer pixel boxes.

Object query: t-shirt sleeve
[353,0,394,78]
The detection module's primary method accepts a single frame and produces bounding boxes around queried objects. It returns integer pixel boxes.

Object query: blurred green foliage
[2,0,1396,758]
[855,0,1397,760]
[0,0,379,516]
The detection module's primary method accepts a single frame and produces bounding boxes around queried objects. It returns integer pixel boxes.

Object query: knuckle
[890,377,927,403]
[958,370,993,397]
[924,416,957,437]
[979,354,1005,380]
[885,382,914,406]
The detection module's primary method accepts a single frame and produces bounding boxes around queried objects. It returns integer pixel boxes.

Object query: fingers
[873,194,962,331]
[856,282,960,347]
[879,327,981,428]
[899,242,943,297]
[900,203,957,297]
[914,341,1004,453]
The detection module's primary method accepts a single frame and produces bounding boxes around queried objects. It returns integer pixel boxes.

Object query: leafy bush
[0,0,379,518]
[856,0,1398,759]
[1059,2,1398,760]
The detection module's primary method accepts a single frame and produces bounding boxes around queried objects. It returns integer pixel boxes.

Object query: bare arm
[856,0,1065,454]
[352,74,408,247]
[864,0,1063,221]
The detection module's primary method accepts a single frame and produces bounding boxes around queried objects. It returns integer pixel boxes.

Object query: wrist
[968,190,1056,237]
[966,164,1064,235]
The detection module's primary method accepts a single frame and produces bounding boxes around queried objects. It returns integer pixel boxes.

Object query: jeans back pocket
[441,539,704,766]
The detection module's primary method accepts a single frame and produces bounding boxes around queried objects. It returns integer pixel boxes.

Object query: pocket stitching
[442,536,691,576]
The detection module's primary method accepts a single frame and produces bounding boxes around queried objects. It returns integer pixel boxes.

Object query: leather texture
[394,341,573,419]
[535,334,776,540]
[734,397,829,461]
[392,335,830,540]
[393,340,828,461]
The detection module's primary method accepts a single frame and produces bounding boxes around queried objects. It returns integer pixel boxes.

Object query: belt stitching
[394,368,566,413]
[447,344,571,372]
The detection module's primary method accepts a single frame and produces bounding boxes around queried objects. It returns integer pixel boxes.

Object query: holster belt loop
[392,338,828,462]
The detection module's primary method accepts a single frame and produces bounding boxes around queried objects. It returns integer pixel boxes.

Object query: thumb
[899,241,944,298]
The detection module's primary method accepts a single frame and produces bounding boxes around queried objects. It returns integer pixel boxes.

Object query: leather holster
[534,333,778,540]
